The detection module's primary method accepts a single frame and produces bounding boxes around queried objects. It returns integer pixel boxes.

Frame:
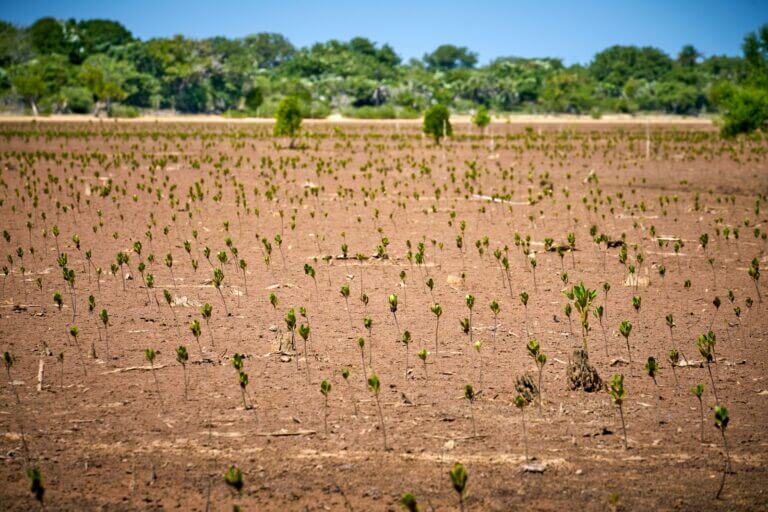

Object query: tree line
[0,18,766,133]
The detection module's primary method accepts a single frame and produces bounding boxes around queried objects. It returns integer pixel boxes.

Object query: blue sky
[2,0,767,65]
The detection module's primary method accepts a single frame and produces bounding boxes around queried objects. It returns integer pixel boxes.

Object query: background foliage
[1,17,767,133]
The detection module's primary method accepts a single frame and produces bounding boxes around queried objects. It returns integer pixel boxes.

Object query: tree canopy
[0,16,766,131]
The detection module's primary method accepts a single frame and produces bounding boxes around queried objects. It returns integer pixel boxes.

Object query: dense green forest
[0,17,767,126]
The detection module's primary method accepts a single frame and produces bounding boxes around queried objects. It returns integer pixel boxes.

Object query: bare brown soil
[0,120,767,511]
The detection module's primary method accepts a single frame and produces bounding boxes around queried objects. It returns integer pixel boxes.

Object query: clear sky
[2,0,767,65]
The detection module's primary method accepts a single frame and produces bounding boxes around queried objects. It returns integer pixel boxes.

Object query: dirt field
[0,120,767,511]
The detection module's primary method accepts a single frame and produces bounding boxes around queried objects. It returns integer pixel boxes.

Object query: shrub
[61,86,94,114]
[274,96,303,146]
[343,104,397,119]
[719,86,768,137]
[108,104,140,118]
[423,104,452,144]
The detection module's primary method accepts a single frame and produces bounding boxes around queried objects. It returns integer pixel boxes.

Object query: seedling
[417,349,429,381]
[431,303,442,353]
[399,492,421,512]
[619,320,633,362]
[3,351,20,403]
[176,345,189,400]
[212,267,229,316]
[340,283,353,328]
[449,462,468,512]
[401,330,412,378]
[190,319,203,357]
[645,356,661,424]
[697,331,718,403]
[465,294,475,342]
[368,373,388,450]
[69,325,86,376]
[320,379,331,435]
[238,370,250,410]
[748,258,761,303]
[609,374,628,449]
[692,383,705,443]
[489,300,500,342]
[514,394,530,461]
[520,291,530,337]
[594,305,608,357]
[526,339,547,413]
[298,323,311,383]
[145,348,163,410]
[668,348,680,386]
[201,303,215,347]
[357,337,367,382]
[285,308,297,352]
[714,405,730,499]
[26,466,45,511]
[223,465,244,507]
[464,384,478,437]
[340,367,358,415]
[389,294,400,338]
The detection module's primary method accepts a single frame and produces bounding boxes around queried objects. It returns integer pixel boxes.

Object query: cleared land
[0,120,767,511]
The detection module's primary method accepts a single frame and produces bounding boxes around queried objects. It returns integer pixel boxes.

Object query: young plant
[645,356,661,425]
[594,305,609,357]
[212,268,229,316]
[190,319,203,357]
[514,394,530,461]
[431,303,442,353]
[367,373,388,450]
[298,323,311,383]
[692,383,705,443]
[223,465,244,510]
[389,294,400,338]
[145,348,163,410]
[449,462,468,512]
[320,379,331,435]
[489,300,500,342]
[464,383,478,437]
[201,303,215,347]
[363,316,373,365]
[401,330,412,378]
[357,337,367,382]
[465,294,475,343]
[340,283,353,328]
[668,348,680,386]
[417,349,429,381]
[238,369,250,410]
[609,374,628,449]
[748,258,761,303]
[714,405,730,499]
[697,331,719,403]
[69,325,86,376]
[399,492,422,512]
[340,367,358,415]
[526,339,547,413]
[176,345,189,400]
[26,466,45,511]
[3,351,20,403]
[619,320,633,362]
[520,291,530,337]
[285,308,297,352]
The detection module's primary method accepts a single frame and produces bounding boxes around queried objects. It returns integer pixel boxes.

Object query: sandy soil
[0,121,766,511]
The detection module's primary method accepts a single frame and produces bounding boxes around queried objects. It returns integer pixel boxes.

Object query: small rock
[522,462,546,473]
